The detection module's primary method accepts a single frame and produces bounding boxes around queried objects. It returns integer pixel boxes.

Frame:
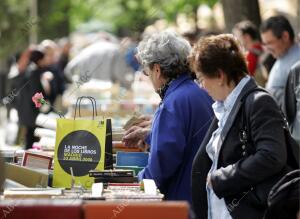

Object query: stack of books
[103,180,164,201]
[89,169,137,183]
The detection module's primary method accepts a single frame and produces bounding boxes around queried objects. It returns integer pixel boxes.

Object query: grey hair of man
[136,31,192,79]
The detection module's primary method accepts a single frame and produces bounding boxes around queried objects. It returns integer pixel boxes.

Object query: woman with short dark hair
[190,34,291,219]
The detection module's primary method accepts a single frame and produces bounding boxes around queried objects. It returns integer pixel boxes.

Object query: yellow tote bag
[53,96,106,189]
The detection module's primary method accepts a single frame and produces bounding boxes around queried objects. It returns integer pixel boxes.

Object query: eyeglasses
[142,69,149,76]
[195,75,204,86]
[142,66,151,76]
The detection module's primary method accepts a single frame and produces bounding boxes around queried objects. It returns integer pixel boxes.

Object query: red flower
[32,92,45,108]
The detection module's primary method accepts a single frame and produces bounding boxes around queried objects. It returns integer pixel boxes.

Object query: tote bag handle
[74,96,97,120]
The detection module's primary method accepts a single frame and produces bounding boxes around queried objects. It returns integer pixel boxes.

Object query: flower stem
[41,99,64,118]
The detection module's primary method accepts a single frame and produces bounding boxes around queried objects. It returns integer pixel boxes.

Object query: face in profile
[195,71,227,102]
[143,64,162,92]
[261,30,288,58]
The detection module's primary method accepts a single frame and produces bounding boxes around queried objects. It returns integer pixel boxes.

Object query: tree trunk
[221,0,261,32]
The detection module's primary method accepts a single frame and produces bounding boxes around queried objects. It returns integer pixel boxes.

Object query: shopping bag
[53,96,112,188]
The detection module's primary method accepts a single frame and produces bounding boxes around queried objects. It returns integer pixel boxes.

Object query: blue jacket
[138,74,213,204]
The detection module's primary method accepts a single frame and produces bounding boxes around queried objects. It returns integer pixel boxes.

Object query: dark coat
[192,78,289,219]
[14,65,45,127]
[285,61,300,124]
[285,61,300,143]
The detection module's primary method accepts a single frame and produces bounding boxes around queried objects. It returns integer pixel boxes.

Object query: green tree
[161,0,217,22]
[38,0,70,41]
[0,0,221,61]
[0,0,71,60]
[68,0,161,36]
[0,0,29,59]
[68,0,219,37]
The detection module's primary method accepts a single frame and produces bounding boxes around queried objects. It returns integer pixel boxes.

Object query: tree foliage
[68,0,219,36]
[0,0,29,59]
[0,0,219,60]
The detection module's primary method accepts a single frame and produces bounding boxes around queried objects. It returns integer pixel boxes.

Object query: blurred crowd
[0,12,299,219]
[5,34,140,149]
[3,14,300,154]
[6,39,71,149]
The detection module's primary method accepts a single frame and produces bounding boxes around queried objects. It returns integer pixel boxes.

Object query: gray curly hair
[136,31,192,79]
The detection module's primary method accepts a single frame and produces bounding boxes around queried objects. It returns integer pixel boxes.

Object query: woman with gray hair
[123,31,213,203]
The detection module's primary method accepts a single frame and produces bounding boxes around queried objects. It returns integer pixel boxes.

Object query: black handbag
[264,169,300,219]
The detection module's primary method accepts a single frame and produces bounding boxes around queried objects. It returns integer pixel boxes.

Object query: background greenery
[0,0,219,60]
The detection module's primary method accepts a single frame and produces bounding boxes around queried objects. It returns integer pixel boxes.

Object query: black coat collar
[202,78,258,153]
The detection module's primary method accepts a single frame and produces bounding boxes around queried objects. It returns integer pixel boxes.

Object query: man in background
[260,15,300,109]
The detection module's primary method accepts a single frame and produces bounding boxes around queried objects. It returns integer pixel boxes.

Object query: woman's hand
[137,116,152,128]
[132,115,152,128]
[122,125,150,148]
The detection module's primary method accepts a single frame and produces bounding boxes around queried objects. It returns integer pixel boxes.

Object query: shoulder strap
[240,88,300,169]
[240,88,267,103]
[239,88,267,145]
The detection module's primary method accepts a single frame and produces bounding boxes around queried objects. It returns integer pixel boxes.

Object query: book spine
[89,172,134,177]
